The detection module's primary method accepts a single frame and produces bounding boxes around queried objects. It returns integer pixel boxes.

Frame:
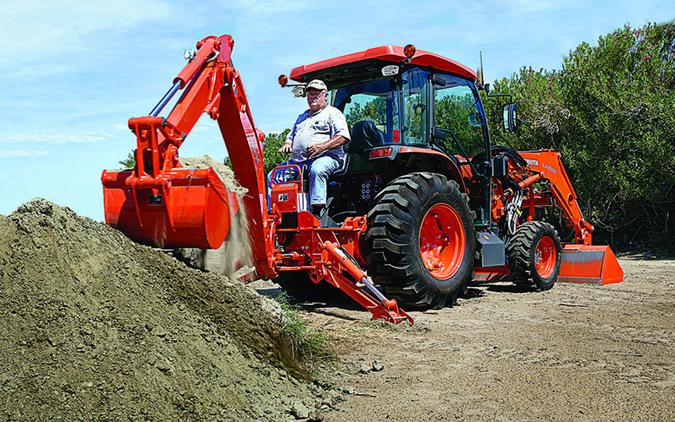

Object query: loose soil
[177,156,255,279]
[0,199,330,421]
[260,257,675,421]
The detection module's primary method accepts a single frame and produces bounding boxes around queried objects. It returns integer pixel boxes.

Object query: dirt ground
[267,257,675,421]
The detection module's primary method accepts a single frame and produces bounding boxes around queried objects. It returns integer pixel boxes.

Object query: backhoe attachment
[102,35,276,279]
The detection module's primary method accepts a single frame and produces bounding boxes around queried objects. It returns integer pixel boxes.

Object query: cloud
[0,150,48,158]
[0,1,173,71]
[0,132,114,144]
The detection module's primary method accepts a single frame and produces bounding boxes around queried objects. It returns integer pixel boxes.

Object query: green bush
[485,21,675,243]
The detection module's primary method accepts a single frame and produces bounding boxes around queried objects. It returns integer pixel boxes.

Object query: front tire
[507,221,562,290]
[361,172,475,309]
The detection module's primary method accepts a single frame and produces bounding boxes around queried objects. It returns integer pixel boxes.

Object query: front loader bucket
[558,244,624,285]
[101,167,236,249]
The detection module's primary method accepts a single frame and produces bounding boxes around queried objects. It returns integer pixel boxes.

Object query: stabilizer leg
[316,241,413,325]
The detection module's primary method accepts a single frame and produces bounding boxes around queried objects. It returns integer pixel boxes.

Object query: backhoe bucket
[558,244,623,285]
[101,167,236,249]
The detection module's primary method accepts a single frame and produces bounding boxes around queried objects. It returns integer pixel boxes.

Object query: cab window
[432,74,484,157]
[333,79,400,145]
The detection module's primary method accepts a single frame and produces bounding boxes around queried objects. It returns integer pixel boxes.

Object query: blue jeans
[267,155,341,206]
[307,155,341,205]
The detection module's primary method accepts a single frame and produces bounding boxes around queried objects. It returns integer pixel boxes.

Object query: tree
[484,21,675,242]
[119,151,135,168]
[262,128,292,174]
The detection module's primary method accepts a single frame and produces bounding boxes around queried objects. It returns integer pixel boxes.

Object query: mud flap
[558,244,623,285]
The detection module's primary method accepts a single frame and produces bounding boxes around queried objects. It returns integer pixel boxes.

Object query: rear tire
[361,172,475,309]
[507,221,562,290]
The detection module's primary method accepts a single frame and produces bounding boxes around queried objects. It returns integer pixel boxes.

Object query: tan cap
[304,79,327,92]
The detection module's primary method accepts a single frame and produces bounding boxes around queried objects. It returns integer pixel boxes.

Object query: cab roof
[289,45,477,82]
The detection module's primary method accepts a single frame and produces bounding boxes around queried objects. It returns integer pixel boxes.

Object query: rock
[372,360,384,372]
[341,386,358,395]
[156,362,172,374]
[308,410,323,421]
[359,362,371,374]
[290,401,310,419]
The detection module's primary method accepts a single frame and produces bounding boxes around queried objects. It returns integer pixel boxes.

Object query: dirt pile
[178,156,254,279]
[0,199,321,420]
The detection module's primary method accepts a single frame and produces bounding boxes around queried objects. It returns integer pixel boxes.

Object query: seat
[347,120,385,153]
[331,152,351,176]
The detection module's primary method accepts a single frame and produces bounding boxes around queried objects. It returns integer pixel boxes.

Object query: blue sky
[0,0,671,219]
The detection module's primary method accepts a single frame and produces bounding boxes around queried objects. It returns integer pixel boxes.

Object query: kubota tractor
[102,35,623,324]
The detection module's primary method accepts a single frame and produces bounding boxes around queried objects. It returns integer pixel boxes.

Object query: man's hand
[307,143,327,158]
[279,142,292,153]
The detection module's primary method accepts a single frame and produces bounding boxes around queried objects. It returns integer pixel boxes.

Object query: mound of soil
[0,199,320,420]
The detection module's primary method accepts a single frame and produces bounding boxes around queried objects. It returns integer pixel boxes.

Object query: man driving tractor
[278,79,350,216]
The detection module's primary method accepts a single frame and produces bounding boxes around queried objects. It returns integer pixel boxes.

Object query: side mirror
[503,102,518,132]
[291,85,306,98]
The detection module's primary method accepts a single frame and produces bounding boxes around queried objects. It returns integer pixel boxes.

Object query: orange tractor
[102,35,623,324]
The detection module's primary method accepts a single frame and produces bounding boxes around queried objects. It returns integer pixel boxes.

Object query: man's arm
[308,107,350,158]
[307,135,348,158]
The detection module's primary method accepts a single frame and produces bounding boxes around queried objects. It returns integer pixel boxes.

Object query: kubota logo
[543,164,558,175]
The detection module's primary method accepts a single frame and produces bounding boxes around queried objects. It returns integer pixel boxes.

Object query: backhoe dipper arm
[518,151,594,245]
[119,35,275,277]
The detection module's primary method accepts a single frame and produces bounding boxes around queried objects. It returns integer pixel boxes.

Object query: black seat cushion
[347,120,385,152]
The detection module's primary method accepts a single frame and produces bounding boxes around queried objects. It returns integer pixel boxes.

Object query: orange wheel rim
[535,236,557,278]
[418,203,465,279]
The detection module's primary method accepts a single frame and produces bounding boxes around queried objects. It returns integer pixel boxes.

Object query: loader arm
[511,151,623,285]
[102,35,275,278]
[517,151,594,245]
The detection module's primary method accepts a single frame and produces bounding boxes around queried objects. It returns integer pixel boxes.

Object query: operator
[279,79,350,216]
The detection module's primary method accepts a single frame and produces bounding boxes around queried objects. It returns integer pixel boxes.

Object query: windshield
[433,74,485,157]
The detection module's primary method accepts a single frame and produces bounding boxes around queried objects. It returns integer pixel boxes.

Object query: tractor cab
[283,45,494,224]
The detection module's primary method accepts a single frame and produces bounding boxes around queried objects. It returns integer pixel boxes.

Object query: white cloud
[0,1,172,68]
[0,132,113,144]
[0,150,48,158]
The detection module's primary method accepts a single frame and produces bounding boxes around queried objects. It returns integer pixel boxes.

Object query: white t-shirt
[286,105,351,162]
